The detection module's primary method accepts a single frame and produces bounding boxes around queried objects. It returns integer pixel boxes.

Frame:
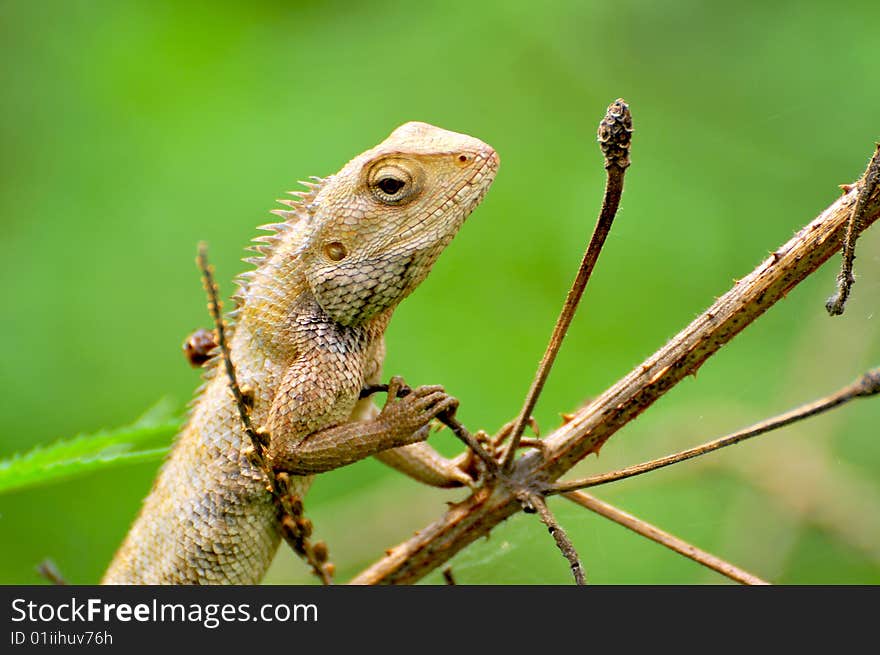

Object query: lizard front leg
[267,375,459,475]
[180,327,473,486]
[358,345,475,488]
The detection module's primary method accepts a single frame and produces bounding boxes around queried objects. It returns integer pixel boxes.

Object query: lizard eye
[368,162,416,204]
[377,177,405,195]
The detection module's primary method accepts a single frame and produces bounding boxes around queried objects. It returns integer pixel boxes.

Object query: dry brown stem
[501,99,632,470]
[826,143,880,315]
[350,145,880,585]
[525,492,586,584]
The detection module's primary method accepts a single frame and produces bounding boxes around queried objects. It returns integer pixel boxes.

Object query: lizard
[102,122,499,584]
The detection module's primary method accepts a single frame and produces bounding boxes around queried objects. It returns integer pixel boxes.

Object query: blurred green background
[2,0,879,585]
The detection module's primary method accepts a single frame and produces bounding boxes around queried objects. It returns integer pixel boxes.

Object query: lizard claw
[379,379,459,443]
[386,375,410,400]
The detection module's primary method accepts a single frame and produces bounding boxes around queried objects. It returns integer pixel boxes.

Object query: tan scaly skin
[102,122,499,584]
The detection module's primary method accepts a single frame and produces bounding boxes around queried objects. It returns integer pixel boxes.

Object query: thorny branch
[198,244,334,585]
[350,136,880,585]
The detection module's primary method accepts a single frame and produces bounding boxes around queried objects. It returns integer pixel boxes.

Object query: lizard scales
[103,122,499,583]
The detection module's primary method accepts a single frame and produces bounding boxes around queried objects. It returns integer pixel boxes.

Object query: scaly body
[103,122,499,583]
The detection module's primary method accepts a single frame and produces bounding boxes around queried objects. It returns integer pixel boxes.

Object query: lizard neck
[234,258,392,371]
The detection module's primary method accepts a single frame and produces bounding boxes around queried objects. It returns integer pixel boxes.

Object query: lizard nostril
[455,153,472,167]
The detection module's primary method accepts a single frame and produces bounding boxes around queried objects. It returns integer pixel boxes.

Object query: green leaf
[0,401,182,495]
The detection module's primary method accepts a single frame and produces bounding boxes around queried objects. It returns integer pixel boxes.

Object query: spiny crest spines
[250,176,327,263]
[270,209,296,221]
[230,177,329,309]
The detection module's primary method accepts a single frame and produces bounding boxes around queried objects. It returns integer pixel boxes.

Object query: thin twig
[198,244,266,458]
[197,243,333,585]
[524,492,586,585]
[442,567,456,585]
[548,367,880,494]
[350,141,880,585]
[500,99,633,471]
[826,143,880,315]
[36,559,67,585]
[443,413,501,477]
[562,491,769,585]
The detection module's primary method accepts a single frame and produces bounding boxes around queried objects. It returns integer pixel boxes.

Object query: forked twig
[500,99,633,471]
[197,243,333,585]
[562,491,769,585]
[826,143,880,315]
[548,367,880,495]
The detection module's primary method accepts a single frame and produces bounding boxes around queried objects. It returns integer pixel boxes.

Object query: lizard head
[301,121,499,327]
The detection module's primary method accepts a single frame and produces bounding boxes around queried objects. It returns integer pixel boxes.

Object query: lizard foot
[378,376,460,444]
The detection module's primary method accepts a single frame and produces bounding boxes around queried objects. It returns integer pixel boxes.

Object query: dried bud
[312,541,329,563]
[239,384,255,408]
[288,496,304,516]
[242,446,261,469]
[597,98,633,170]
[296,517,313,538]
[254,426,271,447]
